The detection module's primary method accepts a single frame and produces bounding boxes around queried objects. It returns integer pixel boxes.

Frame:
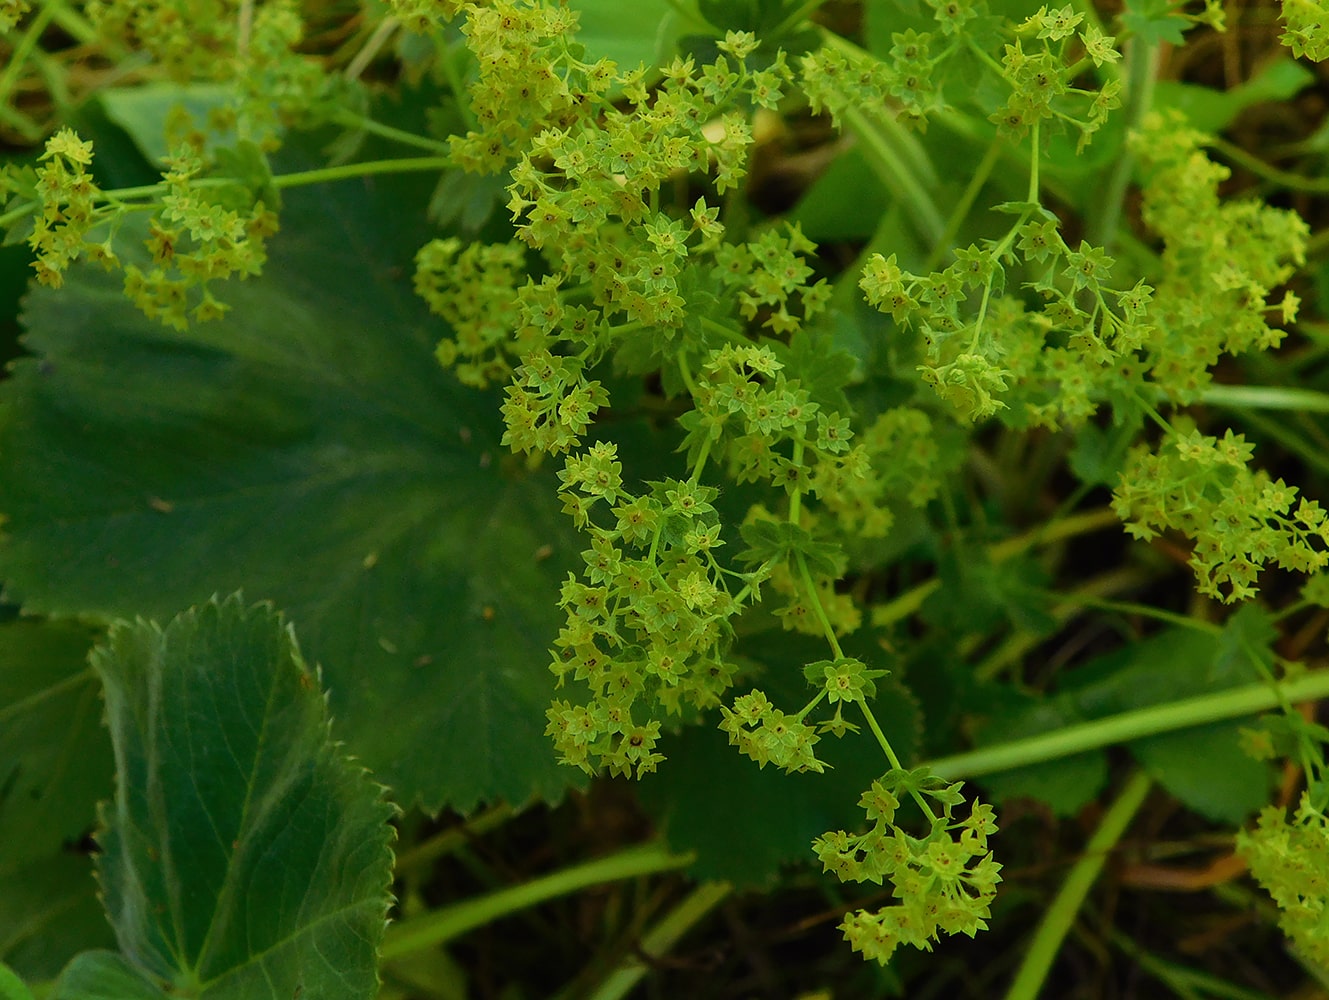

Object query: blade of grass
[381,842,695,960]
[1002,771,1152,1000]
[579,881,733,1000]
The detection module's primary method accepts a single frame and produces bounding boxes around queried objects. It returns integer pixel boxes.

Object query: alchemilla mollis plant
[5,0,1329,994]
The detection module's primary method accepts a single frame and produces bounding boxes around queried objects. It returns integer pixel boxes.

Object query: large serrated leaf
[80,595,394,1000]
[0,619,108,864]
[0,150,580,812]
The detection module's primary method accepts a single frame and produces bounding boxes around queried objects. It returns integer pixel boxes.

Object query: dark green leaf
[922,552,1056,638]
[568,0,683,67]
[1154,58,1313,133]
[1131,721,1274,824]
[977,617,1276,821]
[0,619,109,864]
[976,696,1108,817]
[790,148,890,242]
[98,83,234,166]
[737,519,845,578]
[1069,418,1139,486]
[0,151,580,812]
[51,952,167,1000]
[92,596,395,1000]
[0,855,113,981]
[1121,0,1190,46]
[640,634,921,886]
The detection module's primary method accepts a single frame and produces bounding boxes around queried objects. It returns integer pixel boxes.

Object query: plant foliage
[3,0,1329,993]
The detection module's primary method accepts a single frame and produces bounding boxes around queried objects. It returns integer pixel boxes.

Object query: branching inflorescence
[6,0,1329,970]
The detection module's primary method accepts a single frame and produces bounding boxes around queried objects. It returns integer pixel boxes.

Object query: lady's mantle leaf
[0,152,579,812]
[0,855,113,981]
[84,595,394,1000]
[51,952,166,1000]
[0,619,109,865]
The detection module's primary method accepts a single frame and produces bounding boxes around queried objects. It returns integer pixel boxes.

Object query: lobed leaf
[0,619,108,865]
[77,595,395,1000]
[0,855,113,981]
[0,149,581,812]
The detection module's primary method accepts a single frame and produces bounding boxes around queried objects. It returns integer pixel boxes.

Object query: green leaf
[51,952,167,1000]
[98,84,234,166]
[1154,58,1314,133]
[736,519,845,578]
[640,634,921,886]
[0,619,109,865]
[921,552,1057,638]
[1121,0,1190,45]
[977,616,1276,822]
[568,0,683,68]
[1130,720,1273,824]
[0,962,34,1000]
[0,854,114,980]
[790,148,891,242]
[975,696,1108,817]
[91,596,395,1000]
[1069,418,1138,486]
[0,149,580,812]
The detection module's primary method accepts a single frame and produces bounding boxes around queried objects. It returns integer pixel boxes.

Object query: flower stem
[381,842,695,959]
[927,669,1329,780]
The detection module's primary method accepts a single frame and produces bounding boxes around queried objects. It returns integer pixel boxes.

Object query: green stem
[927,669,1329,781]
[0,102,41,142]
[4,154,452,228]
[343,14,399,81]
[861,698,937,822]
[39,0,101,46]
[271,155,454,189]
[328,109,452,154]
[1200,383,1329,414]
[393,803,514,874]
[1058,593,1222,635]
[924,133,1004,272]
[1206,135,1329,194]
[1087,37,1158,250]
[579,882,734,1000]
[1002,771,1152,1000]
[844,104,947,247]
[970,566,1149,681]
[1026,120,1040,203]
[0,2,56,113]
[795,552,842,659]
[788,438,806,525]
[381,843,695,960]
[770,0,825,37]
[698,315,749,344]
